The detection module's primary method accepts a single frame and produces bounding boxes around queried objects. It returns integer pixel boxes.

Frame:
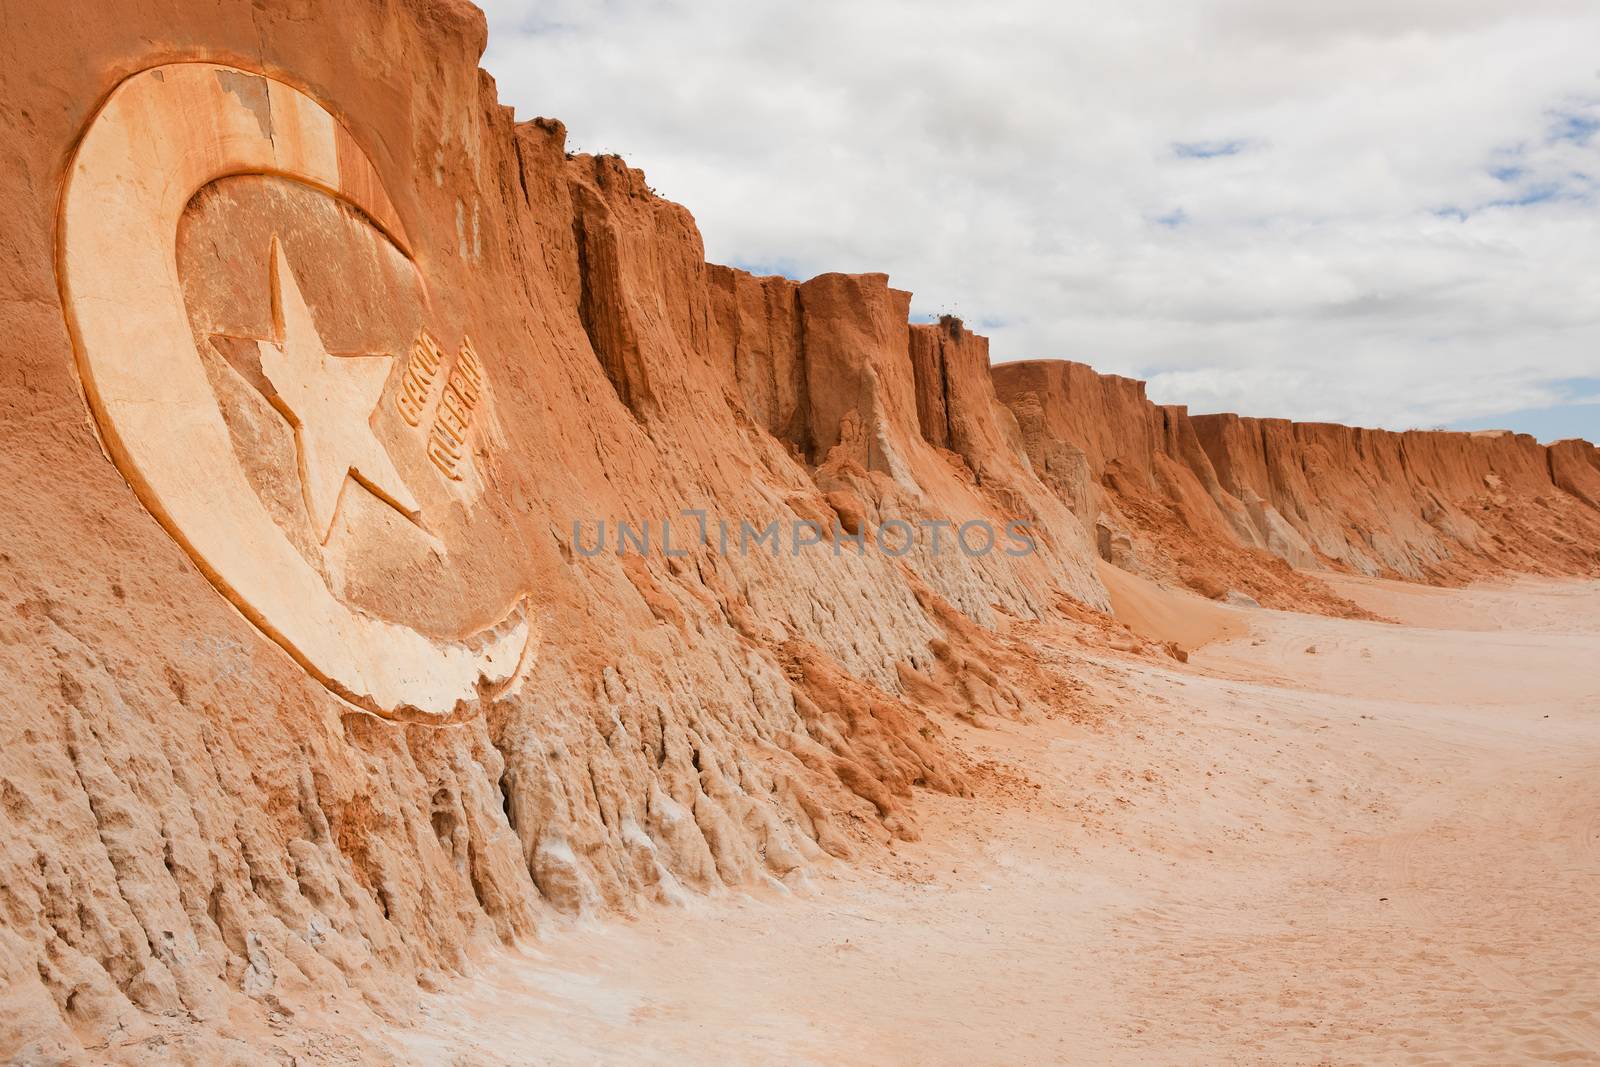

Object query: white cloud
[476,0,1600,432]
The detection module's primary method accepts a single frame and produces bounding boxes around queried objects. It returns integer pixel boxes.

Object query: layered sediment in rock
[1191,416,1600,580]
[0,1,1596,1063]
[995,361,1363,613]
[993,361,1600,605]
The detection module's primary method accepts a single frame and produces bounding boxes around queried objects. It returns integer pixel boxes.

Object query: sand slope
[1098,559,1246,653]
[388,578,1600,1066]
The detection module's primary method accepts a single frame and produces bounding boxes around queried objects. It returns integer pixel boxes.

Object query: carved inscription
[396,329,445,426]
[427,336,485,480]
[60,62,536,718]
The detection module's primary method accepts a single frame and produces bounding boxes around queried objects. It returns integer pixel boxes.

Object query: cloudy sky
[477,0,1600,441]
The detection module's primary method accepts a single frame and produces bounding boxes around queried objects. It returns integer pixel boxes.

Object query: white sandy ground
[382,577,1600,1066]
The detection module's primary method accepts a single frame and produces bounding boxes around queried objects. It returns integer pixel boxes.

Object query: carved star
[215,237,422,544]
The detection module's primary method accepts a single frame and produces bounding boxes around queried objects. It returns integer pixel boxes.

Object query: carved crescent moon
[57,63,535,723]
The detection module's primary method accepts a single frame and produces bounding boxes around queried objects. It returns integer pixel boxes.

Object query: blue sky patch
[1548,111,1600,146]
[1489,183,1563,209]
[728,259,802,281]
[1449,378,1600,442]
[1551,376,1600,399]
[1173,139,1248,160]
[1450,403,1599,444]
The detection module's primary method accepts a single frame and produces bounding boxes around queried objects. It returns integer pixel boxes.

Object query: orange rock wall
[0,1,1595,1061]
[993,361,1600,599]
[1191,415,1600,580]
[0,3,1102,1060]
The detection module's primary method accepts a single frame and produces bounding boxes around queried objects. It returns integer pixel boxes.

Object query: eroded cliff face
[1,2,1101,1062]
[1,2,1596,1064]
[994,361,1370,614]
[993,361,1600,605]
[1191,415,1600,581]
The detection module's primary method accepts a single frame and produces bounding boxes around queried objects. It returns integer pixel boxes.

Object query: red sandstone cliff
[993,361,1600,607]
[0,1,1596,1063]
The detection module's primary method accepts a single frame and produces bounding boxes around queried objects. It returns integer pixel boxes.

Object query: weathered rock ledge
[0,2,1595,1063]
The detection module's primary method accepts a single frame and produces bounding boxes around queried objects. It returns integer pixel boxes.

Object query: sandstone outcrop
[0,1,1596,1063]
[994,361,1600,608]
[995,361,1361,613]
[1188,417,1600,581]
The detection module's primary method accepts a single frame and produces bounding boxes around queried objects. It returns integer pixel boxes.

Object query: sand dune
[1098,560,1247,654]
[387,577,1600,1066]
